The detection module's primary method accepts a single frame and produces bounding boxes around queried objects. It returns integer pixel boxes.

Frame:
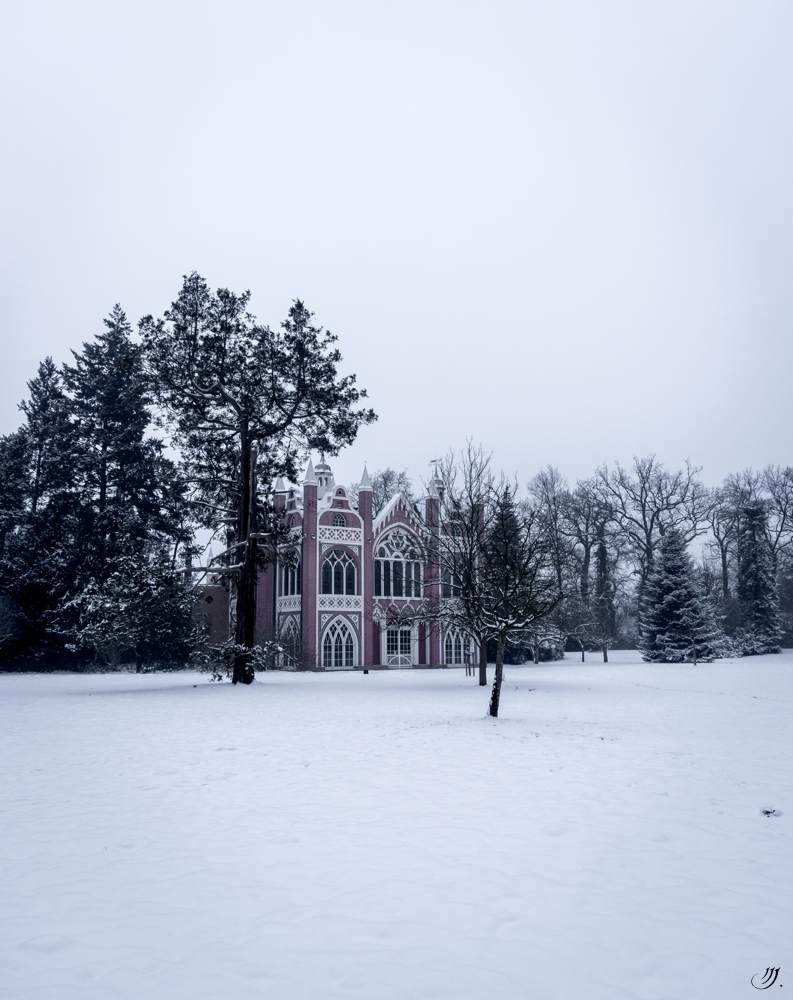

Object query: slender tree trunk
[31,447,42,516]
[488,634,506,717]
[135,646,142,673]
[533,636,539,664]
[580,544,591,601]
[478,638,487,686]
[233,430,257,685]
[581,644,585,662]
[720,546,730,602]
[602,644,608,663]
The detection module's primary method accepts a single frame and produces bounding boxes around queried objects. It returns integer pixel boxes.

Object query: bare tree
[349,468,414,517]
[596,455,710,592]
[398,444,494,687]
[529,466,571,594]
[387,446,562,712]
[763,465,793,568]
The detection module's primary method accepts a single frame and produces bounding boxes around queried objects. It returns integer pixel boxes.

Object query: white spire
[303,458,317,485]
[359,463,372,491]
[428,458,443,497]
[274,476,286,492]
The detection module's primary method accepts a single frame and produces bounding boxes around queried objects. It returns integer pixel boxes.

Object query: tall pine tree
[63,305,188,582]
[0,359,84,649]
[1,310,193,665]
[141,273,376,684]
[734,502,782,654]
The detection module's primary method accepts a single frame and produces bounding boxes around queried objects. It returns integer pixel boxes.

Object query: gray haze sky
[1,1,791,494]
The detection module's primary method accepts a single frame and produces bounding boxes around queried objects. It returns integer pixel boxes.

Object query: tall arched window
[321,549,356,595]
[374,531,422,598]
[444,631,468,665]
[323,619,355,668]
[280,619,301,669]
[282,559,301,596]
[332,513,346,527]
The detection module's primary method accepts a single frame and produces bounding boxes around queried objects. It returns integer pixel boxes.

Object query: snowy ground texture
[1,651,790,1000]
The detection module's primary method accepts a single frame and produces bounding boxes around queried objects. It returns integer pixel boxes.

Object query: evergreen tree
[0,429,29,561]
[0,360,84,649]
[639,528,724,663]
[63,305,188,583]
[1,313,193,664]
[141,273,376,684]
[733,502,782,654]
[61,550,197,670]
[482,481,562,716]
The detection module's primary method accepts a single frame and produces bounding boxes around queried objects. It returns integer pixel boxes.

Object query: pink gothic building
[253,456,476,669]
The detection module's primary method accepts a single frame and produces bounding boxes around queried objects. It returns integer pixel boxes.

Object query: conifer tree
[0,430,29,561]
[0,359,84,647]
[733,502,782,654]
[63,305,188,582]
[482,481,561,716]
[639,528,723,663]
[141,273,376,684]
[1,315,192,663]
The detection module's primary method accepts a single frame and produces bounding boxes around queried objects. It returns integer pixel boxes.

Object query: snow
[1,652,791,1000]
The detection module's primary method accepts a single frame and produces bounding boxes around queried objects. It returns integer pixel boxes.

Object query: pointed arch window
[374,530,422,598]
[323,619,355,668]
[280,619,301,669]
[282,559,301,596]
[321,549,356,595]
[333,513,346,527]
[444,630,469,665]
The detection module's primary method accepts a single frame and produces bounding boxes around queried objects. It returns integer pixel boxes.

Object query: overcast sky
[1,1,791,493]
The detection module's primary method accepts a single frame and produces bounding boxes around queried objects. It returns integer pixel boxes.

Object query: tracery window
[444,631,468,665]
[332,513,346,527]
[282,559,301,595]
[321,549,356,595]
[280,619,301,669]
[323,619,355,668]
[374,530,422,598]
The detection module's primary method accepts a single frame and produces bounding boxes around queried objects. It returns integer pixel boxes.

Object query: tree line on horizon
[0,275,790,705]
[383,447,788,715]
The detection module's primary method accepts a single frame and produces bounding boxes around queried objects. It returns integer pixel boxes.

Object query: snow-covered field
[1,652,790,1000]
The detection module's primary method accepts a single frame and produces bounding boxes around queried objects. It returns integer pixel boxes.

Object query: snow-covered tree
[0,359,84,649]
[62,554,196,670]
[733,502,782,655]
[0,316,192,662]
[639,528,724,663]
[596,455,710,594]
[141,274,376,684]
[482,480,562,715]
[63,304,190,583]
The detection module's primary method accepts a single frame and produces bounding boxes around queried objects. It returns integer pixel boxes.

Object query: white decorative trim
[278,614,299,635]
[277,595,302,612]
[321,542,361,554]
[319,526,363,544]
[318,595,363,611]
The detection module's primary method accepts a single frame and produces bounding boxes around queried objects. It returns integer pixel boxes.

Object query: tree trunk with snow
[489,634,507,717]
